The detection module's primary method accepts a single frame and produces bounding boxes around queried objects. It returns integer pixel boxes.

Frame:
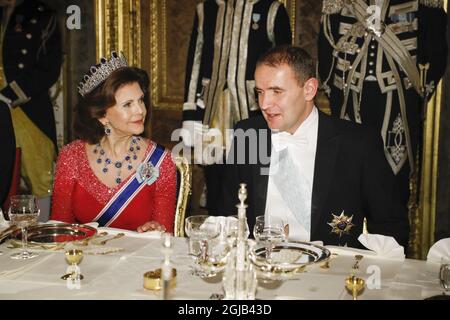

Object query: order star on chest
[327,210,355,237]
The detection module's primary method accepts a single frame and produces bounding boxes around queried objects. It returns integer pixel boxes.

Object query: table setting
[0,191,449,300]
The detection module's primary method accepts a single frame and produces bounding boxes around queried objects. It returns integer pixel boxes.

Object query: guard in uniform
[182,0,292,212]
[318,0,447,206]
[0,0,62,198]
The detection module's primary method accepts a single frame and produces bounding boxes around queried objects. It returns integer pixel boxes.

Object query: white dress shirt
[265,106,318,241]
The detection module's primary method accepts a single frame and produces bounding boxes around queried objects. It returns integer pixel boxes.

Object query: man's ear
[303,77,318,102]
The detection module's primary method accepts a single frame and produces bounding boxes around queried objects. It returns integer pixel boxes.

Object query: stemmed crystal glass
[253,215,287,262]
[184,215,220,277]
[440,257,450,295]
[8,195,40,259]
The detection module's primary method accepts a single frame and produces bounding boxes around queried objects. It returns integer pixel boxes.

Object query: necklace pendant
[115,177,122,184]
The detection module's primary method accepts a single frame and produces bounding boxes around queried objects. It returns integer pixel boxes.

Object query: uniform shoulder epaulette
[322,0,344,15]
[419,0,444,8]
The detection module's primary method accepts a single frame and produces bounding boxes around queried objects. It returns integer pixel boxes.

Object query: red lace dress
[51,140,176,232]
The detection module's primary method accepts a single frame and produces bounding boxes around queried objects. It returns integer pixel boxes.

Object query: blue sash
[94,143,166,227]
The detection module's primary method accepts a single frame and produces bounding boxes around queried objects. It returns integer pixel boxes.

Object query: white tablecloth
[0,234,444,300]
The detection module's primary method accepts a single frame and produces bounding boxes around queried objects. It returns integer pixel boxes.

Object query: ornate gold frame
[95,0,141,67]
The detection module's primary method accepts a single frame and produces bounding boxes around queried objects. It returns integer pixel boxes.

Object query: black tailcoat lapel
[253,125,271,218]
[310,112,341,238]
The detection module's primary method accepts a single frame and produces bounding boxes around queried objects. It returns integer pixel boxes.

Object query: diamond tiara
[78,51,128,97]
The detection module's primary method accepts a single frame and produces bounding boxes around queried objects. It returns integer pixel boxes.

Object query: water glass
[253,215,287,262]
[8,195,40,259]
[184,215,220,277]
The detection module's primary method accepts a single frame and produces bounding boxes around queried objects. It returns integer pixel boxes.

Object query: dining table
[0,226,446,300]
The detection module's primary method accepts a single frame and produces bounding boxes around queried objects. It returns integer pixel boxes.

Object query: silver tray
[249,241,330,279]
[11,223,97,245]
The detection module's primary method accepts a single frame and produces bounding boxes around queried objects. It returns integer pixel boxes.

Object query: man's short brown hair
[256,45,316,85]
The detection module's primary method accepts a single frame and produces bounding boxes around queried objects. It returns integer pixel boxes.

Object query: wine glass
[184,215,220,277]
[253,215,287,262]
[8,195,40,260]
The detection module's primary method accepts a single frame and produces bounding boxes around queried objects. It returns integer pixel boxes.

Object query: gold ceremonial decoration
[327,210,355,237]
[143,268,177,291]
[174,156,192,237]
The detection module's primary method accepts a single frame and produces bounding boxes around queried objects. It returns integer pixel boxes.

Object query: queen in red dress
[51,53,176,233]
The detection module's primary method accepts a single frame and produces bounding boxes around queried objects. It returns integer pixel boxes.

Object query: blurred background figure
[0,0,62,219]
[318,0,447,208]
[181,0,292,214]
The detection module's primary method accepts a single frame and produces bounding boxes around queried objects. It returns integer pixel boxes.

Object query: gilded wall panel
[95,0,141,67]
[150,0,198,110]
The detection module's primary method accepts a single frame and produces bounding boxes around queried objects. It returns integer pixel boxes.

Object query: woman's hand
[137,221,166,233]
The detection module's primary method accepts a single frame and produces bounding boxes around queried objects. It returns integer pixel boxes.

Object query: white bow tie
[272,132,308,152]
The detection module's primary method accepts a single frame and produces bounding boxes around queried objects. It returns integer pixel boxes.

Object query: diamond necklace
[93,136,142,184]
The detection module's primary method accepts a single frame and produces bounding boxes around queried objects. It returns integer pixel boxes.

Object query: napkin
[358,234,405,260]
[426,238,450,264]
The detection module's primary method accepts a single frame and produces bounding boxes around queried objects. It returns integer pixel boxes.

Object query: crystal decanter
[222,183,257,300]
